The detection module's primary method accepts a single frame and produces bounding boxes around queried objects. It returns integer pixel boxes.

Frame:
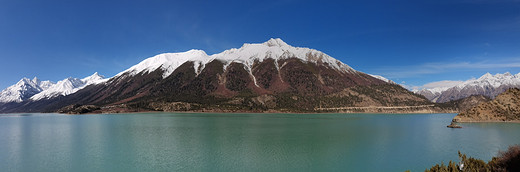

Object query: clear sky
[1,0,519,90]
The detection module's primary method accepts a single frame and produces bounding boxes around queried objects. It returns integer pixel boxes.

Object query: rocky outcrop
[453,88,520,122]
[447,122,462,128]
[58,104,100,114]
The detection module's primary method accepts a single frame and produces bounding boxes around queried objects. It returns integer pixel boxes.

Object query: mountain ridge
[0,77,54,103]
[416,72,520,103]
[30,72,106,101]
[0,73,105,103]
[0,38,432,114]
[116,38,355,80]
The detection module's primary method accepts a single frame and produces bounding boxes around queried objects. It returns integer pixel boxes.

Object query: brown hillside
[454,88,520,122]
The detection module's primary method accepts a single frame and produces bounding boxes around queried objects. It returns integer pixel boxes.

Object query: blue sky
[1,0,519,90]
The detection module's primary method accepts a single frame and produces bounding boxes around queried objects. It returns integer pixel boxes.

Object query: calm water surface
[0,113,519,171]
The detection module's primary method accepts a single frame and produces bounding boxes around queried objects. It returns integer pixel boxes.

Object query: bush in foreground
[423,145,520,172]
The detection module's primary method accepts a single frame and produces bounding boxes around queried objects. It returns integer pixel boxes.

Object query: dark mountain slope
[0,39,432,113]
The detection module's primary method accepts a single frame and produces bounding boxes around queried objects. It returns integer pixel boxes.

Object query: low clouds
[422,80,465,89]
[401,79,466,91]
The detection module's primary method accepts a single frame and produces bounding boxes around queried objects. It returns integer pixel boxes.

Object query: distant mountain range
[0,73,105,103]
[0,38,431,113]
[416,72,520,103]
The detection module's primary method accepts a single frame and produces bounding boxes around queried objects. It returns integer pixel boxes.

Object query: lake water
[1,113,519,171]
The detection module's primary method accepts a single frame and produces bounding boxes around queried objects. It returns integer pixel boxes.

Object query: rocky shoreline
[57,103,463,115]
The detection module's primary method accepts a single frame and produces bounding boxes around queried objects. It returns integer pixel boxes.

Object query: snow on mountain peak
[263,38,289,47]
[464,72,520,88]
[478,72,493,80]
[82,72,106,85]
[18,77,37,88]
[117,38,357,79]
[0,77,55,103]
[30,73,106,101]
[417,72,520,102]
[431,72,520,90]
[32,77,40,84]
[213,38,356,73]
[117,49,211,78]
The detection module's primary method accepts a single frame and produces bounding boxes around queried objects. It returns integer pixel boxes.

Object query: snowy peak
[38,80,55,90]
[263,38,289,47]
[0,77,55,103]
[118,38,357,79]
[19,77,39,89]
[32,77,40,85]
[417,72,520,103]
[82,72,103,81]
[214,38,356,74]
[62,77,85,88]
[0,72,107,102]
[117,49,210,78]
[461,72,520,89]
[82,72,106,85]
[30,73,106,101]
[478,72,493,80]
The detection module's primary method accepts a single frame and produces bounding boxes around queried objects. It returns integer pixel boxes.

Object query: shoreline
[457,120,520,124]
[1,110,459,115]
[453,115,520,124]
[63,111,520,124]
[70,110,458,115]
[9,111,520,123]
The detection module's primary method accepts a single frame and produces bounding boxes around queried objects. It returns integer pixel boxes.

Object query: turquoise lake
[1,113,519,171]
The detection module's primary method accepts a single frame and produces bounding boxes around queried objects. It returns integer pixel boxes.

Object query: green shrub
[423,145,520,172]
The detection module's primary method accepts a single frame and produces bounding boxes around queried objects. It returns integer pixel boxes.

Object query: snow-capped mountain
[0,77,55,103]
[117,38,355,80]
[415,87,452,103]
[0,38,430,113]
[30,72,106,101]
[0,73,105,103]
[63,38,426,112]
[417,72,520,103]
